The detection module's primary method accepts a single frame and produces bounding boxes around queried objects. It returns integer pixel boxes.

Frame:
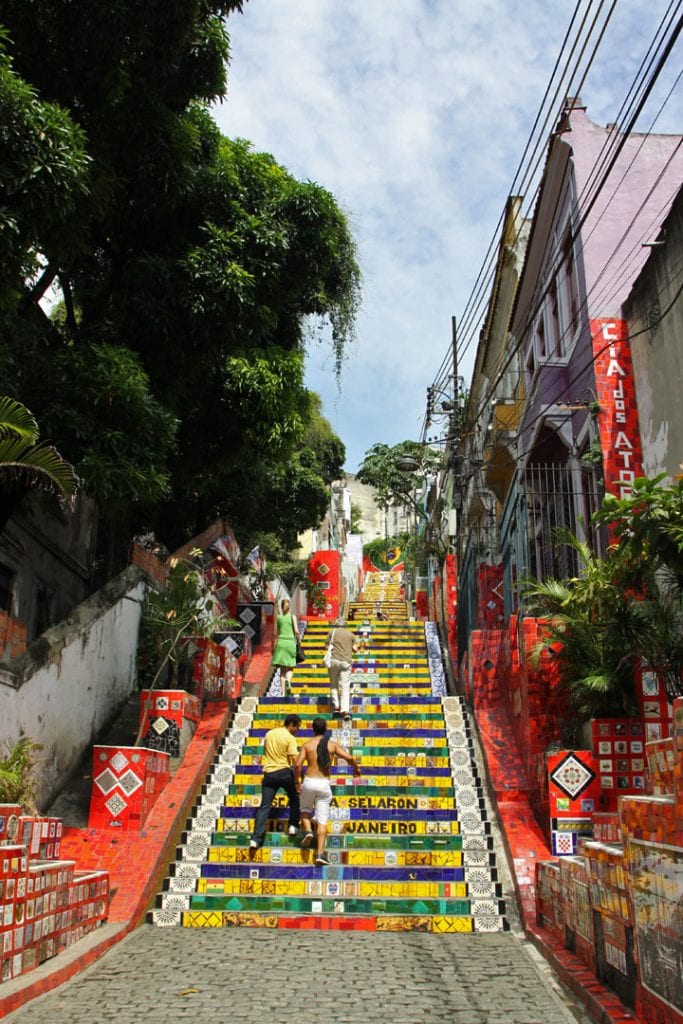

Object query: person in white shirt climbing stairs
[324,618,359,723]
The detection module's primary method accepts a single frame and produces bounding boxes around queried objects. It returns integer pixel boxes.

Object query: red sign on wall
[590,318,644,500]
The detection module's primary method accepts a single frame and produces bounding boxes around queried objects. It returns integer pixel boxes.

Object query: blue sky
[213,0,683,472]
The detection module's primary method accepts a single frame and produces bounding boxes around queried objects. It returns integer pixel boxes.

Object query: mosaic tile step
[186,875,477,897]
[148,906,507,934]
[346,625,422,631]
[228,773,456,788]
[197,845,497,868]
[236,751,452,766]
[253,711,445,723]
[163,878,497,901]
[259,697,439,707]
[226,761,455,777]
[223,785,459,801]
[216,817,464,836]
[243,735,448,749]
[248,725,453,739]
[291,673,432,682]
[297,639,427,647]
[218,803,466,821]
[292,671,431,679]
[204,832,486,851]
[290,692,437,702]
[268,713,445,730]
[293,662,430,671]
[185,891,505,918]
[196,863,500,889]
[157,909,470,931]
[179,838,496,866]
[306,619,419,627]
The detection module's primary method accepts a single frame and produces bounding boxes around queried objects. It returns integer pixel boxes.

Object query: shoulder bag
[323,629,336,668]
[293,616,306,664]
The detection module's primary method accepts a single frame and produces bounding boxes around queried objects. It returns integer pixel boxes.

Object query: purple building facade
[506,97,683,596]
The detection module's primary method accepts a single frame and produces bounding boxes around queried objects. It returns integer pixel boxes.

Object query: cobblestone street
[6,927,593,1024]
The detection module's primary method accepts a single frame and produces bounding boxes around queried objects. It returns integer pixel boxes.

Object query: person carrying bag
[271,598,298,696]
[324,618,358,723]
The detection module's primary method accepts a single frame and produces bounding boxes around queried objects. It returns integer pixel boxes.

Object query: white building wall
[0,566,148,809]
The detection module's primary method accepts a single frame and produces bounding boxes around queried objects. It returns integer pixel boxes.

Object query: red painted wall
[307,550,341,619]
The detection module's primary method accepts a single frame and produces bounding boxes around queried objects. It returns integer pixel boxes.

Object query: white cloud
[214,0,683,470]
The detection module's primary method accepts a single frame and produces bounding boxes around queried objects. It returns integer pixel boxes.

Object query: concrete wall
[0,493,97,642]
[0,565,150,809]
[626,187,683,480]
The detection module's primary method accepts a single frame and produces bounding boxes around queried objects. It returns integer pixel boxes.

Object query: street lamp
[395,455,420,473]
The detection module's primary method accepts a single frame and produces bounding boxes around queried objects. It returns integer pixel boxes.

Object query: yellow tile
[431,851,462,867]
[431,916,474,933]
[182,911,223,928]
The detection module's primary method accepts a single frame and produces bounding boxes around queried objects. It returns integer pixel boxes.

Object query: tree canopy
[0,2,360,562]
[357,441,443,512]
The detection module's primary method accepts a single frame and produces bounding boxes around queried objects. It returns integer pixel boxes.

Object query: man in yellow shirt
[249,714,302,857]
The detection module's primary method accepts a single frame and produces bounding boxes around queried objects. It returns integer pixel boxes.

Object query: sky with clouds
[212,0,683,472]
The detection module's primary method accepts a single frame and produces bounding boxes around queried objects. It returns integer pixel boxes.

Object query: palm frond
[0,396,39,443]
[0,436,79,505]
[522,576,572,613]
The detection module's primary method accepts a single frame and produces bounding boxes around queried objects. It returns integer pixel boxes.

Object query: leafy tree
[350,502,363,534]
[0,32,90,311]
[0,2,360,566]
[29,342,177,517]
[357,441,443,514]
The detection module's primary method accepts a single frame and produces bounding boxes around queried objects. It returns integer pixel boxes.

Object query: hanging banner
[363,547,404,573]
[590,319,644,500]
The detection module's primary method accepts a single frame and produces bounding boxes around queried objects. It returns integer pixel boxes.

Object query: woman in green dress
[272,598,299,696]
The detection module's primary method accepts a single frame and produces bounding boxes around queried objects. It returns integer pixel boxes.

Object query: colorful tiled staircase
[149,574,507,933]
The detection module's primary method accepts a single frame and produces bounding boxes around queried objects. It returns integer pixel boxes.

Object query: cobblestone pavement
[7,927,594,1024]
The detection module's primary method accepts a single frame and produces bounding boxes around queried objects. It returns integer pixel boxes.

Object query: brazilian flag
[369,546,404,572]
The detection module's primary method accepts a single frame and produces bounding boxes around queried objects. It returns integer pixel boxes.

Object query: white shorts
[300,777,333,825]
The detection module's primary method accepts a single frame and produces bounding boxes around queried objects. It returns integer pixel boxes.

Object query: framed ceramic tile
[615,741,628,755]
[599,760,613,772]
[614,723,627,736]
[641,671,659,696]
[630,721,643,736]
[598,741,612,754]
[601,775,614,788]
[631,741,643,754]
[616,776,630,789]
[616,759,630,772]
